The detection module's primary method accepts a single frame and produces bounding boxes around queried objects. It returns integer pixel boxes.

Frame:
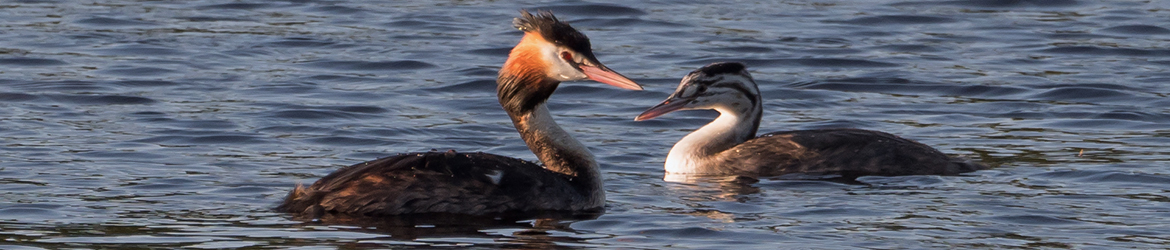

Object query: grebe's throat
[505,101,604,206]
[664,107,757,174]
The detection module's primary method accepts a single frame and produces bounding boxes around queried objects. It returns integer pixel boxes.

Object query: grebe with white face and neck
[636,62,983,178]
[277,10,642,217]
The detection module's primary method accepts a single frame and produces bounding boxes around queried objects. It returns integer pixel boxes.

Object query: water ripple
[893,0,1082,9]
[300,60,437,71]
[535,4,647,16]
[44,94,157,105]
[74,17,157,27]
[838,15,957,25]
[197,3,275,10]
[2,0,1169,249]
[1100,25,1170,35]
[1040,46,1170,57]
[0,93,40,102]
[0,57,67,66]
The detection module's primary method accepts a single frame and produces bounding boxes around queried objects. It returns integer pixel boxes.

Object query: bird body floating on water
[636,62,984,178]
[278,10,642,218]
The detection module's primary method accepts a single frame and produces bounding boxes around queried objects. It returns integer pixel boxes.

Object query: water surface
[2,0,1169,249]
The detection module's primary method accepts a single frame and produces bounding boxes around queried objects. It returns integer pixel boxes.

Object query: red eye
[561,52,573,62]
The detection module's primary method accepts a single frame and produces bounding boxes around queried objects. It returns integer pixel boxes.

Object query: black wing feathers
[720,128,985,177]
[277,151,578,217]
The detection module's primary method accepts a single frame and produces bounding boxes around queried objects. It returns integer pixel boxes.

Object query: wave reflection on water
[1,0,1169,249]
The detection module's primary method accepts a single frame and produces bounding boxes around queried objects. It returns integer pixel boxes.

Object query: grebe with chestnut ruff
[277,11,642,217]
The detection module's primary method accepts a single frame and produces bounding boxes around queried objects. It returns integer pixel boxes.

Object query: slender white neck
[664,106,757,174]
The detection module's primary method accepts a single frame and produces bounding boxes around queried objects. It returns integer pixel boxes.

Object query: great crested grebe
[636,62,984,177]
[277,11,642,217]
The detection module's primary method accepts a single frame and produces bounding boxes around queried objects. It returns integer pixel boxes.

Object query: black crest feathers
[694,62,747,77]
[511,10,592,56]
[513,10,559,32]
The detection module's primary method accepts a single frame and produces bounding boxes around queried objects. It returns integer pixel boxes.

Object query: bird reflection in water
[291,211,602,247]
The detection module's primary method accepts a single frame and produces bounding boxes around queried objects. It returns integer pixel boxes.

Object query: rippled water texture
[2,0,1169,249]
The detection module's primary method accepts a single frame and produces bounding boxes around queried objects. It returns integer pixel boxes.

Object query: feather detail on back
[277,151,598,217]
[713,128,985,177]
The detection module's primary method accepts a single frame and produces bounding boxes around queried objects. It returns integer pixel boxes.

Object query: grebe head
[505,10,641,90]
[635,62,759,121]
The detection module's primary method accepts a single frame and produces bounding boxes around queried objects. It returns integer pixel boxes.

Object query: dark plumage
[695,61,746,76]
[714,129,984,177]
[277,151,596,217]
[637,62,985,178]
[277,10,641,218]
[513,10,593,60]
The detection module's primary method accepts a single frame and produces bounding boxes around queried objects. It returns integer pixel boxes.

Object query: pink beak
[635,98,690,121]
[580,65,643,90]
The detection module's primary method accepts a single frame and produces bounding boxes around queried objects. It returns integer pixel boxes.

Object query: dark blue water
[2,0,1169,249]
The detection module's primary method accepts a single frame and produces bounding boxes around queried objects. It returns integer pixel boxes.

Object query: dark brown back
[718,128,985,177]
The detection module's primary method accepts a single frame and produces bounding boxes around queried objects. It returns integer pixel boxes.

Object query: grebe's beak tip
[635,99,685,121]
[580,65,642,90]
